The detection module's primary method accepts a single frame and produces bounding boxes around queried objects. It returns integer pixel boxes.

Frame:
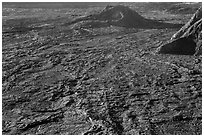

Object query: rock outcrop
[158,8,202,55]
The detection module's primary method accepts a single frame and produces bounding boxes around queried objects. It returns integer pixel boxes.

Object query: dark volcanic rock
[68,5,182,29]
[158,8,202,55]
[158,37,197,55]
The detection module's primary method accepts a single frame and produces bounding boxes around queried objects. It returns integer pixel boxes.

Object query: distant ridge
[2,2,119,9]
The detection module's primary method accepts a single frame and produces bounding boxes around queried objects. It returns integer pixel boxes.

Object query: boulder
[158,8,202,55]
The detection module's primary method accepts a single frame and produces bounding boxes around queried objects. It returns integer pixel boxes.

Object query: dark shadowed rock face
[68,5,182,29]
[158,37,197,55]
[158,7,202,55]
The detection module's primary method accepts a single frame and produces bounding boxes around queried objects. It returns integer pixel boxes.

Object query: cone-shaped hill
[157,7,202,55]
[68,5,182,29]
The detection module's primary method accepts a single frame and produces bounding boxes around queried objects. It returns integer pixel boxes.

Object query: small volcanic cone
[68,5,182,29]
[90,5,146,27]
[158,7,202,55]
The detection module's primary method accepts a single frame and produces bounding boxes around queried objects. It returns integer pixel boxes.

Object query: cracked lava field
[2,2,202,135]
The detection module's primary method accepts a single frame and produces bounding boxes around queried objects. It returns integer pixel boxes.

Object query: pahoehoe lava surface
[2,2,202,135]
